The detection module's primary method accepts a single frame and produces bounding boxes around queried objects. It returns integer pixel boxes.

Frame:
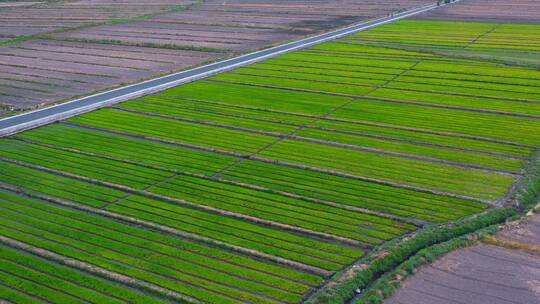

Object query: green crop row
[295,128,524,173]
[209,73,376,97]
[0,154,358,274]
[332,99,540,147]
[220,160,486,222]
[7,124,411,242]
[150,71,540,149]
[0,161,124,208]
[114,97,524,174]
[310,43,436,57]
[394,74,540,95]
[68,109,275,154]
[311,119,532,158]
[250,61,398,80]
[0,121,420,245]
[0,139,173,190]
[0,194,321,289]
[16,124,238,175]
[149,174,409,244]
[402,69,540,87]
[0,204,291,304]
[110,196,360,270]
[278,51,417,69]
[0,244,167,304]
[345,20,540,69]
[135,95,315,125]
[118,99,299,134]
[298,40,540,81]
[5,124,413,238]
[265,58,406,76]
[385,79,540,102]
[163,81,350,115]
[413,60,540,79]
[0,192,319,303]
[137,87,534,159]
[221,60,540,103]
[231,67,387,86]
[370,87,540,116]
[258,139,514,201]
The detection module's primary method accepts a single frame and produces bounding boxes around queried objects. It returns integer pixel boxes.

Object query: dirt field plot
[0,0,194,38]
[1,18,539,303]
[416,0,540,24]
[0,39,219,107]
[386,213,540,304]
[0,0,433,114]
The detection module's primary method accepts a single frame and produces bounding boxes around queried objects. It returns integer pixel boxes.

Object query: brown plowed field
[415,0,540,23]
[0,0,432,113]
[386,213,540,304]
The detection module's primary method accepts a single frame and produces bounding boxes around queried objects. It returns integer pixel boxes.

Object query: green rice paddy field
[1,19,539,303]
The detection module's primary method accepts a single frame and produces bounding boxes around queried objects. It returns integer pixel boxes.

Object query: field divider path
[464,23,503,49]
[0,0,462,137]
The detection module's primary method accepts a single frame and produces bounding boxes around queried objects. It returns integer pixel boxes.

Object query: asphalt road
[0,1,458,137]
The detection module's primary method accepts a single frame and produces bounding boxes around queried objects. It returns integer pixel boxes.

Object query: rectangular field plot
[345,19,540,67]
[1,18,539,304]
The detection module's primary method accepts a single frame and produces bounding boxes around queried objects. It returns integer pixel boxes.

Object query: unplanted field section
[2,18,539,304]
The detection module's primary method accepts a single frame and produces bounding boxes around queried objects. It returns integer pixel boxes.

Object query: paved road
[0,1,457,137]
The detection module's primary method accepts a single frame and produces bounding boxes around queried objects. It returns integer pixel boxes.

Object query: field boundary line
[0,0,461,137]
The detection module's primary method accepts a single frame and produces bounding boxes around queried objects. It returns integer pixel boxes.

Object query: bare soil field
[386,213,540,304]
[415,0,540,23]
[0,0,194,38]
[0,0,432,113]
